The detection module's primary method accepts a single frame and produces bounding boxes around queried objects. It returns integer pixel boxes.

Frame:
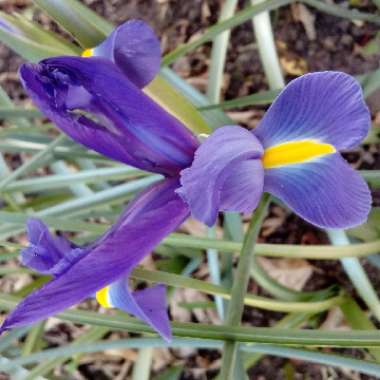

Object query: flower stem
[219,194,270,380]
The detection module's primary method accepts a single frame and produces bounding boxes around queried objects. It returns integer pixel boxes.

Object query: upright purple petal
[0,179,189,337]
[108,281,171,341]
[264,153,371,228]
[253,72,370,150]
[91,20,161,88]
[20,57,199,176]
[21,218,82,276]
[178,126,264,226]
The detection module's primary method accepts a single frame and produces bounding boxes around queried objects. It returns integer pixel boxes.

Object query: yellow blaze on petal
[81,48,93,57]
[262,140,336,169]
[96,286,111,308]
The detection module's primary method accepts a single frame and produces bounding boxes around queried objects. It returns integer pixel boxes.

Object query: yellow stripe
[96,286,111,308]
[263,140,336,169]
[81,48,93,57]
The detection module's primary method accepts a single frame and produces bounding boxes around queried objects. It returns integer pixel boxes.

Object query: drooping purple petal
[20,57,199,176]
[0,179,189,336]
[264,153,371,228]
[109,280,171,341]
[92,20,161,88]
[219,160,264,214]
[253,72,370,150]
[21,218,82,277]
[178,126,264,226]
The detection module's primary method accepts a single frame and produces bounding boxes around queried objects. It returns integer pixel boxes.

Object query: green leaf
[163,0,380,66]
[161,68,232,129]
[198,89,279,110]
[162,0,292,66]
[2,166,146,193]
[145,75,211,134]
[0,12,77,61]
[340,297,380,362]
[0,107,42,119]
[240,344,380,378]
[153,366,184,380]
[32,0,112,47]
[2,293,380,347]
[0,11,79,53]
[131,267,344,313]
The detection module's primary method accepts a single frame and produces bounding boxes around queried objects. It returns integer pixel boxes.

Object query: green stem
[220,194,270,380]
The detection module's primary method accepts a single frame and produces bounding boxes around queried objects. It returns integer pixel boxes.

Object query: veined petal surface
[0,179,189,336]
[253,72,370,150]
[107,281,171,341]
[21,218,83,276]
[264,153,371,228]
[178,126,264,226]
[91,20,161,88]
[20,57,198,176]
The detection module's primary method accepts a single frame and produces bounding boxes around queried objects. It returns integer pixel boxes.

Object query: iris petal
[0,179,189,337]
[108,280,171,341]
[253,72,370,150]
[220,160,264,214]
[92,20,161,88]
[178,126,264,226]
[20,57,198,176]
[21,218,83,277]
[264,153,371,228]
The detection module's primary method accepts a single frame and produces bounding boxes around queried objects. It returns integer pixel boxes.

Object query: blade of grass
[131,267,344,313]
[340,297,380,362]
[162,0,292,66]
[3,293,380,346]
[161,68,230,129]
[2,166,144,193]
[32,0,112,47]
[21,322,45,356]
[240,344,380,377]
[207,0,239,103]
[162,0,380,66]
[0,107,41,119]
[0,357,48,380]
[2,218,380,259]
[327,229,380,322]
[250,0,285,89]
[0,175,160,240]
[206,227,225,319]
[132,348,153,380]
[198,89,279,110]
[0,134,66,191]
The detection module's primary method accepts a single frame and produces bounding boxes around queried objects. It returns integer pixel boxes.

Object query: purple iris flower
[0,20,371,341]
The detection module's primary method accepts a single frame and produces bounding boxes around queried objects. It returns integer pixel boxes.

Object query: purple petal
[264,153,371,228]
[21,218,82,276]
[253,72,370,150]
[109,281,171,341]
[220,160,264,214]
[178,126,264,226]
[92,20,161,88]
[20,57,198,176]
[0,179,189,335]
